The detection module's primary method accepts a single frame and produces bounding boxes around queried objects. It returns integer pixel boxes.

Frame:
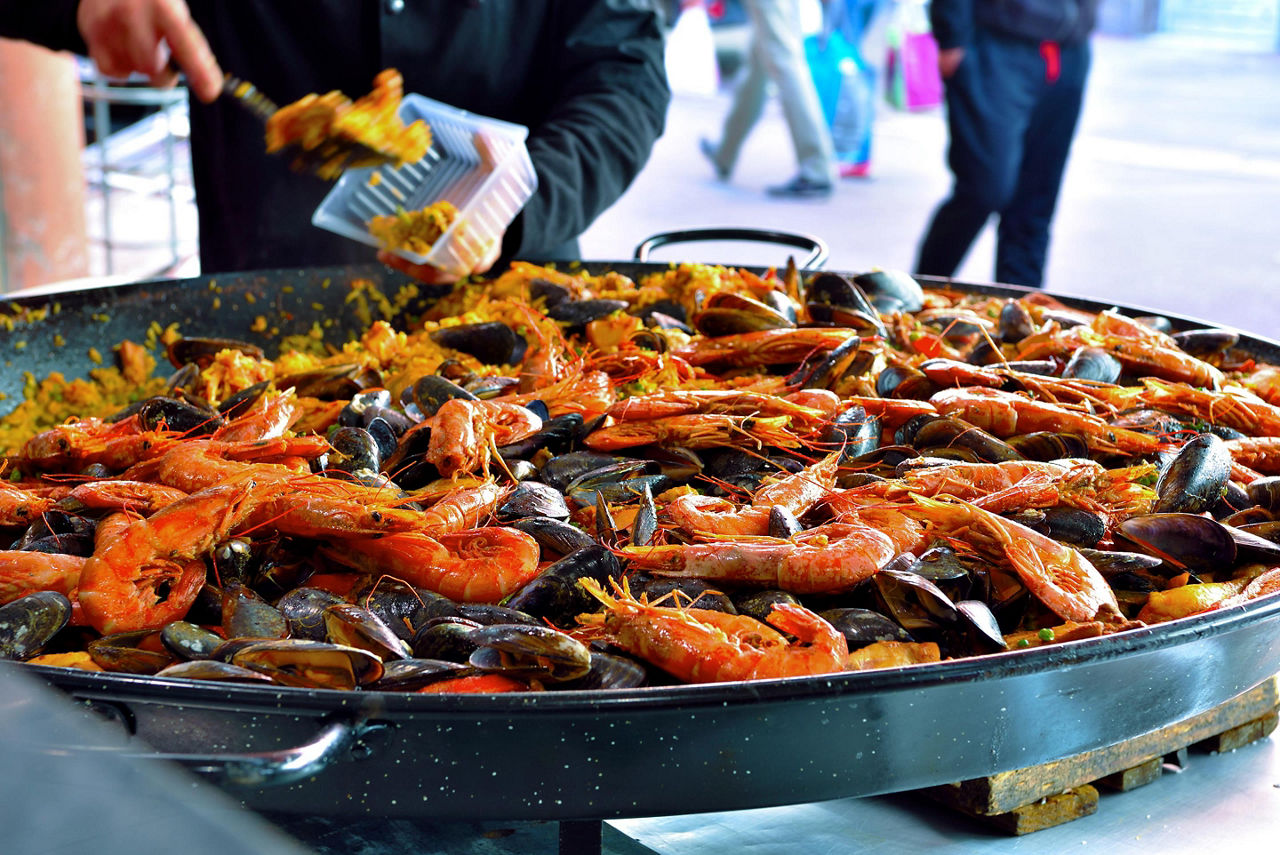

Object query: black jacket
[929,0,1099,50]
[2,0,670,273]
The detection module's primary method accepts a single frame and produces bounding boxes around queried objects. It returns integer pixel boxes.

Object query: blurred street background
[39,0,1280,338]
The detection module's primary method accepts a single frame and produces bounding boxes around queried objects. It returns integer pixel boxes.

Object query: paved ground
[579,32,1280,339]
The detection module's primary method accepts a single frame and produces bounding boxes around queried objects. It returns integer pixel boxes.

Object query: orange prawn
[426,398,543,477]
[0,483,58,526]
[1223,436,1280,475]
[674,328,858,369]
[576,577,847,683]
[665,451,840,536]
[1137,379,1280,437]
[585,413,802,452]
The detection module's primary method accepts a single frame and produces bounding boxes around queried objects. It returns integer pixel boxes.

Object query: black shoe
[699,137,729,180]
[766,175,833,199]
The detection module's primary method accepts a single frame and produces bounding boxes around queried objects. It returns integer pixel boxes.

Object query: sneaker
[699,137,729,180]
[765,175,833,199]
[839,161,871,179]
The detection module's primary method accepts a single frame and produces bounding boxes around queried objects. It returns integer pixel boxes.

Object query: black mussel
[500,413,586,459]
[1154,433,1232,514]
[273,588,345,639]
[411,374,477,419]
[638,298,689,325]
[165,362,202,397]
[631,483,659,548]
[1078,547,1165,577]
[915,309,992,343]
[637,577,736,613]
[528,277,573,308]
[844,444,920,474]
[769,505,803,539]
[1211,480,1255,520]
[18,533,95,557]
[806,272,888,337]
[88,630,176,675]
[693,292,795,337]
[430,322,528,366]
[167,336,264,370]
[212,539,255,583]
[1221,507,1276,527]
[349,581,437,642]
[364,404,414,436]
[852,269,925,313]
[966,340,1003,366]
[595,490,619,544]
[277,364,381,400]
[467,624,593,682]
[822,405,881,460]
[136,395,222,434]
[761,288,801,324]
[1237,520,1280,545]
[902,545,976,603]
[338,389,394,427]
[411,618,483,663]
[1006,431,1090,462]
[871,568,960,636]
[323,603,412,661]
[1115,513,1237,574]
[363,417,400,464]
[1132,314,1173,335]
[556,651,648,691]
[818,607,914,651]
[1246,476,1280,512]
[904,415,1023,464]
[627,328,671,353]
[1222,522,1280,564]
[208,637,265,664]
[505,545,622,626]
[1062,346,1123,384]
[498,459,540,482]
[1039,506,1107,548]
[509,516,597,558]
[370,659,472,691]
[497,481,571,522]
[217,380,270,418]
[328,426,382,477]
[566,464,668,509]
[1003,359,1061,376]
[1209,424,1247,441]
[912,446,984,464]
[155,660,279,685]
[231,639,383,690]
[733,589,801,623]
[997,300,1035,343]
[539,450,624,492]
[0,592,72,660]
[456,604,543,627]
[1172,328,1239,358]
[546,298,630,327]
[14,509,95,548]
[160,620,224,661]
[875,364,937,400]
[221,582,288,640]
[465,375,522,400]
[404,588,464,632]
[807,304,887,338]
[950,600,1008,654]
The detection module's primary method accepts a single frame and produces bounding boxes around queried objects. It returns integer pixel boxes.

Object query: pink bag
[886,29,942,110]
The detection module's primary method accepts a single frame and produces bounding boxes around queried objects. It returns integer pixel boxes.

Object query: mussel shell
[902,545,978,603]
[323,603,412,661]
[1224,522,1280,563]
[429,322,528,366]
[904,415,1023,464]
[369,658,472,692]
[231,639,384,690]
[17,533,96,557]
[631,483,659,548]
[1005,431,1090,462]
[166,336,264,369]
[1077,547,1165,577]
[497,480,571,522]
[0,591,72,660]
[500,413,587,459]
[851,269,925,313]
[137,396,223,434]
[555,651,649,691]
[768,505,803,539]
[14,509,95,545]
[636,578,736,613]
[508,516,598,558]
[276,587,347,641]
[875,365,937,400]
[456,604,543,627]
[950,600,1008,654]
[338,389,394,427]
[1171,328,1239,358]
[277,364,381,400]
[326,426,381,477]
[822,405,881,460]
[217,380,270,418]
[155,660,278,685]
[871,568,960,635]
[160,620,225,661]
[1154,433,1232,515]
[1246,476,1280,512]
[222,583,289,640]
[505,545,622,625]
[732,589,801,623]
[693,292,794,337]
[1039,506,1107,549]
[539,451,624,492]
[1062,346,1122,384]
[411,618,483,663]
[546,298,630,327]
[1115,513,1237,574]
[412,374,477,418]
[528,277,573,308]
[1211,480,1255,520]
[818,607,914,651]
[88,630,175,674]
[996,300,1035,343]
[467,624,593,681]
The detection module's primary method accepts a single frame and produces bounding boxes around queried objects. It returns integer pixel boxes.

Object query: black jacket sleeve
[507,0,670,259]
[0,0,88,53]
[928,0,974,51]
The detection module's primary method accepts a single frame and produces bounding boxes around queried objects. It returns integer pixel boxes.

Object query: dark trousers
[915,30,1091,288]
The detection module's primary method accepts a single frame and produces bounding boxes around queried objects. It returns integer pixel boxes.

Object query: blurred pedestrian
[700,0,837,198]
[914,0,1099,288]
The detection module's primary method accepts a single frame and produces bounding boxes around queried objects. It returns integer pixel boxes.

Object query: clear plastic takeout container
[312,94,537,276]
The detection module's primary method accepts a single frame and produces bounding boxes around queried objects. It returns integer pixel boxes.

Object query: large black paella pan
[3,253,1280,823]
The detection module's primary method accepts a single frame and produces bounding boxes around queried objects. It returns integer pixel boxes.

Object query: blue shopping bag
[805,28,874,166]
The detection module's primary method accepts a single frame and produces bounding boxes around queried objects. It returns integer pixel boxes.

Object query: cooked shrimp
[0,483,57,526]
[665,452,840,537]
[0,551,85,606]
[577,577,847,683]
[426,398,543,477]
[65,480,189,515]
[585,414,802,452]
[622,521,897,594]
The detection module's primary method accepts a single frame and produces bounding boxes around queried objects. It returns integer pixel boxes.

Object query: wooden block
[922,677,1278,815]
[982,785,1099,836]
[1198,710,1280,754]
[1096,756,1162,792]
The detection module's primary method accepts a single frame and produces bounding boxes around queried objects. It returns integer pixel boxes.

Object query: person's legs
[708,17,770,177]
[754,0,836,185]
[995,40,1091,287]
[915,32,1037,279]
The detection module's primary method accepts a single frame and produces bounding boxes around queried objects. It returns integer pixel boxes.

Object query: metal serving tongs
[222,74,405,179]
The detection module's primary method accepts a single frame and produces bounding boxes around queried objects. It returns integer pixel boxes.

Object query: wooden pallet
[917,676,1280,835]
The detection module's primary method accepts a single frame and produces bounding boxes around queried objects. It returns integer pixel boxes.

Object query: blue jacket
[929,0,1100,50]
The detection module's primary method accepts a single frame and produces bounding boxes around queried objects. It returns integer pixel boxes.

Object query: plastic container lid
[312,93,536,276]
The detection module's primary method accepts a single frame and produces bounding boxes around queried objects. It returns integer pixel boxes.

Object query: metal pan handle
[633,227,829,270]
[136,716,386,789]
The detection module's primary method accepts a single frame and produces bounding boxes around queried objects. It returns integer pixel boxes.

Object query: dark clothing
[930,0,1099,49]
[3,0,670,274]
[915,1,1094,288]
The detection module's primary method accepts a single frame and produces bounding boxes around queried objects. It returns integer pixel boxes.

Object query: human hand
[937,47,965,79]
[376,238,502,286]
[77,0,222,103]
